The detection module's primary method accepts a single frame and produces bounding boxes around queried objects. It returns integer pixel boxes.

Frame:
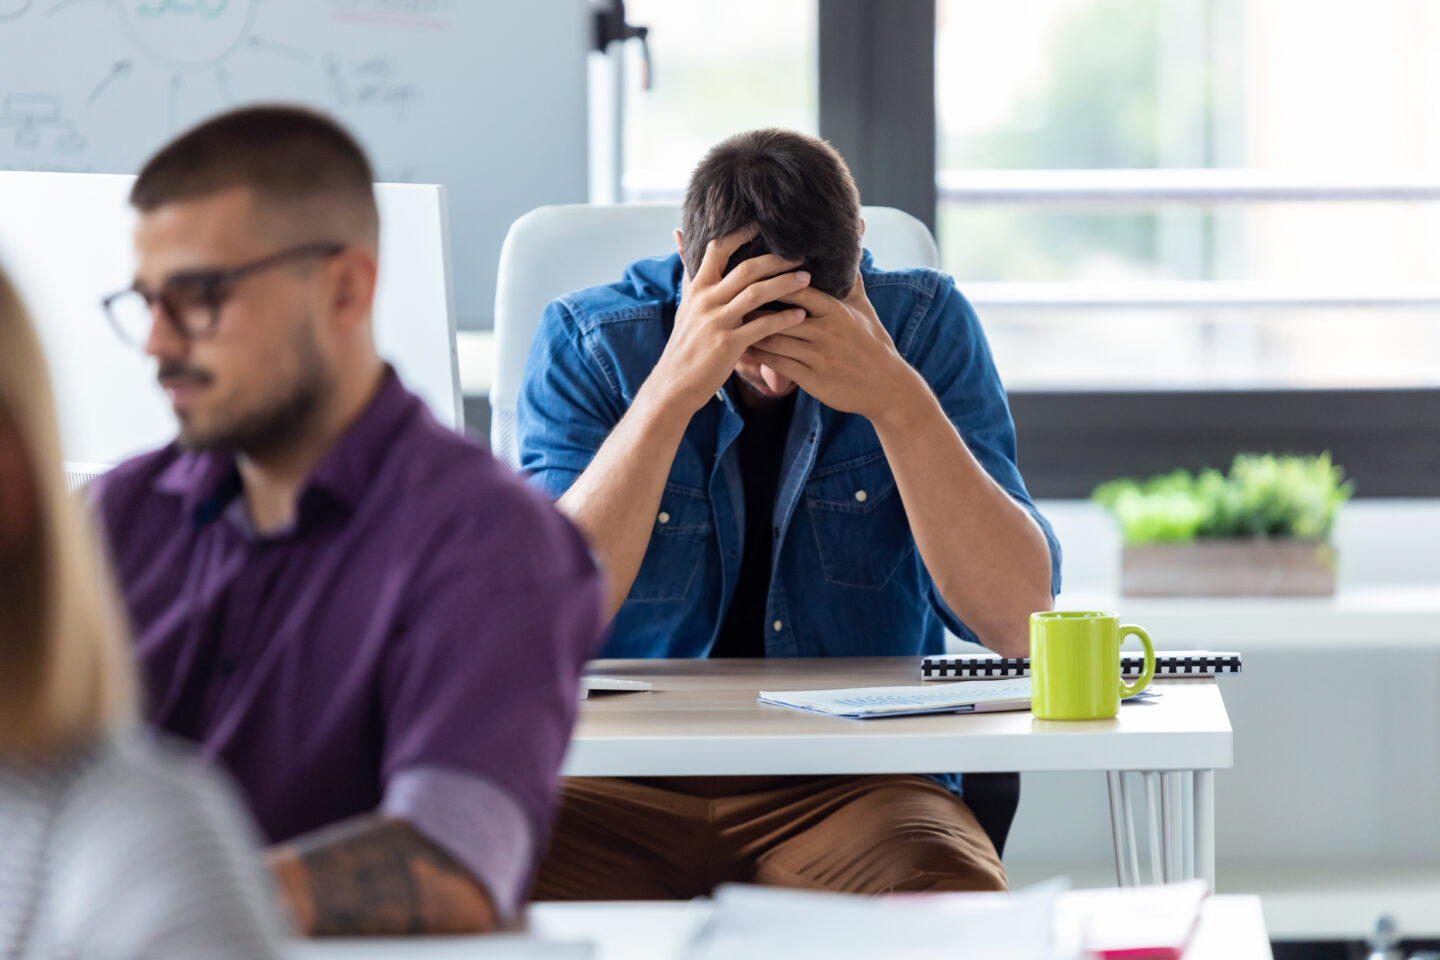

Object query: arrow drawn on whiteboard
[1,0,32,23]
[167,74,182,131]
[326,55,348,105]
[246,35,310,62]
[88,60,133,105]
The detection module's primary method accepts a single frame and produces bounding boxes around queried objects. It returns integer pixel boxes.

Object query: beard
[732,365,796,406]
[176,319,331,460]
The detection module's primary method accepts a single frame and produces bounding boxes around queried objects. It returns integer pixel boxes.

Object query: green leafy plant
[1093,453,1355,545]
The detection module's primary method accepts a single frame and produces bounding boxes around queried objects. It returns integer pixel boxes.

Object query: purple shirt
[93,368,604,917]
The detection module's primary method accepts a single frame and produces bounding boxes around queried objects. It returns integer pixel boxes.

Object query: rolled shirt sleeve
[380,767,534,921]
[378,476,606,914]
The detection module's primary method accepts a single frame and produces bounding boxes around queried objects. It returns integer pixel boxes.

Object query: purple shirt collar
[153,366,409,531]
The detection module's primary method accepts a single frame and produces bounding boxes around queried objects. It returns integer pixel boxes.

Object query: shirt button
[658,511,671,525]
[773,620,783,632]
[854,489,868,503]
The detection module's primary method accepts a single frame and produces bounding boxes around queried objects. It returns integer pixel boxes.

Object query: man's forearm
[557,376,694,619]
[269,816,496,937]
[871,372,1053,657]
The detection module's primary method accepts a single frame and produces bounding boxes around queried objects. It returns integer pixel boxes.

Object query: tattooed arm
[268,816,497,936]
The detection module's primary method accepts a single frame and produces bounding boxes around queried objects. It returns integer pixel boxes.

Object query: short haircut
[131,104,379,245]
[680,129,863,299]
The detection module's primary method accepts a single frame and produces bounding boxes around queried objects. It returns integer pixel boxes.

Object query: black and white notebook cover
[921,650,1242,680]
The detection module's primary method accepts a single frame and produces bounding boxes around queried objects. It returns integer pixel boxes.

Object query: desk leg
[1118,772,1141,885]
[1195,769,1215,890]
[1106,771,1130,886]
[1145,772,1163,884]
[1161,771,1185,882]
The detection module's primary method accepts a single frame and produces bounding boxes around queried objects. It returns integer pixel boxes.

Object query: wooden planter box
[1121,539,1337,597]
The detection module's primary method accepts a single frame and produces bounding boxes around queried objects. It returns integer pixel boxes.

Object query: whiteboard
[0,0,591,330]
[0,170,460,465]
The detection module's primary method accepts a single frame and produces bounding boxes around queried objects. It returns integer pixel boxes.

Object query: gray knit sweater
[0,734,287,959]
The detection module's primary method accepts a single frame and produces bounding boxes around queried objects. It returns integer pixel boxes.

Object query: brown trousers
[532,774,1006,901]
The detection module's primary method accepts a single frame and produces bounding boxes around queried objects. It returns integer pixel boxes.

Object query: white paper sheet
[758,680,1159,718]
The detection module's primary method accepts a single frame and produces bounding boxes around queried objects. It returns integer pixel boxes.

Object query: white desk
[291,895,1273,959]
[564,658,1234,889]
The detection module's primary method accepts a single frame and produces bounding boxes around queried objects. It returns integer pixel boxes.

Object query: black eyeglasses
[101,242,346,348]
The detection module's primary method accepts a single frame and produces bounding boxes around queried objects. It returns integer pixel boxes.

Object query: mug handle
[1118,624,1156,698]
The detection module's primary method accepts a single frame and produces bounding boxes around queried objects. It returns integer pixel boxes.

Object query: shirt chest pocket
[805,452,914,589]
[629,483,712,603]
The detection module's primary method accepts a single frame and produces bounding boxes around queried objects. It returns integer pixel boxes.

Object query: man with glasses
[92,106,605,935]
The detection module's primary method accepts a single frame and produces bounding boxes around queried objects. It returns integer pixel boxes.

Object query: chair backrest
[489,203,940,469]
[0,172,461,468]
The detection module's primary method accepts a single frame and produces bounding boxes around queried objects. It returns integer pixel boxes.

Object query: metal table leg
[1118,771,1141,885]
[1145,771,1163,884]
[1160,771,1185,882]
[1195,769,1215,889]
[1106,770,1131,886]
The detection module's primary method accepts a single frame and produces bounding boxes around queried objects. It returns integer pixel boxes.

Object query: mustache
[156,362,214,385]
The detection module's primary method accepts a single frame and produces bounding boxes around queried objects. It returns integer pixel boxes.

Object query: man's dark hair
[130,104,378,243]
[681,129,862,299]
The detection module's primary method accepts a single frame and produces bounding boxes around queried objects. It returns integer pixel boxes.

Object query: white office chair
[488,202,939,470]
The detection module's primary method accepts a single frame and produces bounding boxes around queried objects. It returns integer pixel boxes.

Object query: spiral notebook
[921,650,1242,681]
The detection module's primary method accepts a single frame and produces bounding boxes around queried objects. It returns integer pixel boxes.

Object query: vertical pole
[1161,771,1185,882]
[1145,772,1164,884]
[586,44,624,204]
[1106,771,1131,886]
[1195,769,1216,889]
[1119,772,1141,884]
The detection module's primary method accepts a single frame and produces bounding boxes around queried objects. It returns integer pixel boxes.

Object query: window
[620,0,818,202]
[935,0,1440,391]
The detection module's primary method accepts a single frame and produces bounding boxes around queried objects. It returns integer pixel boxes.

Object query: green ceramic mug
[1030,611,1156,720]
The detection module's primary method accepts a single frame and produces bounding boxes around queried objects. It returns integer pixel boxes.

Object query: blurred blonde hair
[0,263,135,755]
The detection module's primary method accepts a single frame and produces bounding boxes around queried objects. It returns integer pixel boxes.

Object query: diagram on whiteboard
[118,0,259,66]
[0,0,590,330]
[0,0,440,169]
[0,92,86,169]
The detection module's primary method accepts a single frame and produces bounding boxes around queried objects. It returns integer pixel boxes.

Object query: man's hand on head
[649,225,811,415]
[745,271,927,423]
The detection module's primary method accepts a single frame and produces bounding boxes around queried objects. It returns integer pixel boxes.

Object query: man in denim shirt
[518,129,1061,897]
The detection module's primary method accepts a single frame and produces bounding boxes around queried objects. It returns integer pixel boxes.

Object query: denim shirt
[518,252,1061,661]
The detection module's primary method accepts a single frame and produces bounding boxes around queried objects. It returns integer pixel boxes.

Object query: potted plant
[1092,453,1355,597]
